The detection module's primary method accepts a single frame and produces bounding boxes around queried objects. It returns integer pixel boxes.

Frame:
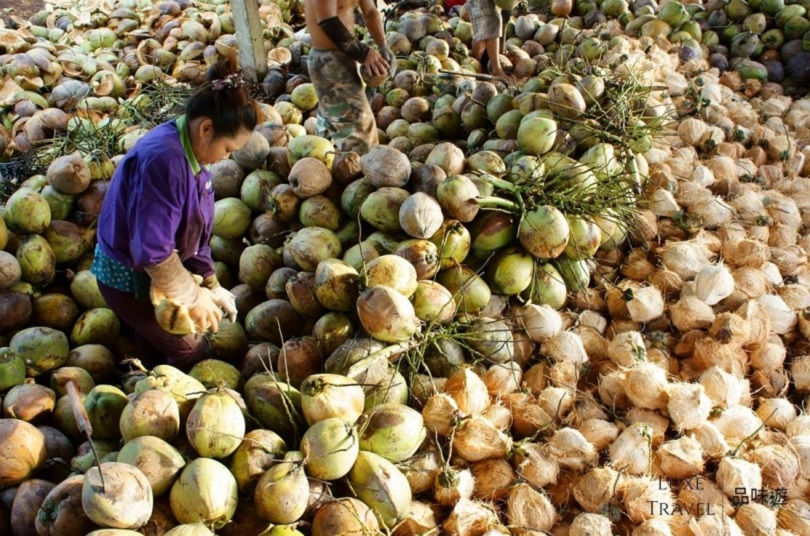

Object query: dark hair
[185,58,259,138]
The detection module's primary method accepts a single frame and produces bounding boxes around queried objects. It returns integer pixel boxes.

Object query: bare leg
[472,39,485,61]
[485,38,505,78]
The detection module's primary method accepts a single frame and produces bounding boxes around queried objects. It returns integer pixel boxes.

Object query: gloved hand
[189,288,222,333]
[381,46,396,72]
[210,286,237,323]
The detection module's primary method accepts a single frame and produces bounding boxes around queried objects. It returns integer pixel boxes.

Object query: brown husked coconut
[445,368,491,416]
[667,382,712,433]
[443,499,499,536]
[288,157,332,198]
[513,442,560,489]
[422,394,461,437]
[434,467,475,507]
[609,423,653,475]
[620,476,673,524]
[716,457,762,502]
[670,296,716,332]
[483,361,522,396]
[546,428,598,471]
[686,423,730,460]
[47,152,91,194]
[709,312,750,347]
[311,497,379,536]
[521,363,548,396]
[746,444,800,489]
[569,513,612,536]
[735,503,778,535]
[633,518,674,536]
[679,476,733,517]
[540,331,589,367]
[626,408,669,448]
[35,474,99,536]
[502,392,552,438]
[573,467,621,513]
[481,403,512,432]
[791,356,810,393]
[0,419,46,486]
[577,419,620,451]
[777,499,810,535]
[11,478,56,536]
[625,363,669,410]
[755,398,797,431]
[393,501,439,536]
[506,483,556,533]
[699,367,746,409]
[361,145,411,188]
[548,360,580,390]
[692,336,747,376]
[2,383,56,422]
[606,331,646,367]
[453,416,512,463]
[749,338,787,372]
[688,513,743,535]
[657,436,704,480]
[401,448,441,495]
[537,386,575,420]
[471,459,516,501]
[714,405,764,447]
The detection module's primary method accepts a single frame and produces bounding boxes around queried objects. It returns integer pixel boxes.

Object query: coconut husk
[442,499,499,536]
[483,361,522,397]
[391,501,439,536]
[620,476,674,524]
[597,369,631,410]
[537,386,575,421]
[620,249,656,281]
[471,458,517,501]
[667,382,712,433]
[546,427,598,472]
[610,424,653,476]
[569,513,612,536]
[547,361,580,391]
[657,435,704,481]
[750,338,787,373]
[453,415,512,463]
[410,374,445,408]
[400,447,441,496]
[512,442,559,489]
[777,499,810,535]
[445,368,490,416]
[715,405,765,448]
[434,468,475,507]
[626,409,669,447]
[521,363,548,396]
[633,518,674,536]
[670,296,716,332]
[578,419,620,452]
[625,362,669,411]
[565,394,610,427]
[792,356,810,393]
[481,402,512,432]
[735,503,778,535]
[787,416,810,438]
[607,331,646,368]
[649,268,684,297]
[699,367,747,409]
[716,457,762,503]
[422,393,461,437]
[573,467,621,513]
[708,312,750,348]
[503,393,553,438]
[755,398,797,431]
[678,475,733,517]
[506,483,556,533]
[691,336,747,376]
[745,444,801,490]
[686,423,730,460]
[540,331,589,368]
[674,330,705,358]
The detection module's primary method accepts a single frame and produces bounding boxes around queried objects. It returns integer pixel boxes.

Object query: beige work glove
[145,252,222,333]
[202,275,237,324]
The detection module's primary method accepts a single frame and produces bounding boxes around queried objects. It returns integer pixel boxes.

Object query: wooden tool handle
[66,381,93,437]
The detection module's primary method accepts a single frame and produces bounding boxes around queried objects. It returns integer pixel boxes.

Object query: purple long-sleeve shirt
[95,117,215,280]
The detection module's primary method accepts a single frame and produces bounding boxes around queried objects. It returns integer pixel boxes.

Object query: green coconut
[464,317,515,364]
[239,244,282,292]
[365,370,409,410]
[81,462,153,530]
[361,187,411,232]
[363,255,419,298]
[487,247,535,295]
[31,293,80,331]
[188,359,243,391]
[517,117,557,156]
[436,266,492,315]
[84,385,128,439]
[186,388,245,459]
[299,195,342,230]
[314,258,361,312]
[243,374,304,443]
[70,270,107,309]
[358,403,426,462]
[356,285,421,343]
[519,205,570,260]
[163,525,215,536]
[40,185,75,222]
[119,389,181,443]
[254,451,309,524]
[207,320,249,363]
[170,458,238,529]
[300,373,365,425]
[301,417,360,480]
[342,240,386,272]
[10,326,69,378]
[563,216,602,260]
[70,308,120,347]
[16,234,56,287]
[0,348,25,391]
[430,220,471,270]
[43,220,90,263]
[212,198,252,239]
[470,212,517,259]
[117,436,186,497]
[412,280,457,324]
[436,175,480,223]
[311,312,356,356]
[134,365,206,419]
[287,135,335,169]
[65,344,116,384]
[347,451,412,528]
[3,188,51,235]
[341,178,377,219]
[241,170,283,212]
[556,257,593,293]
[285,227,342,272]
[230,429,287,495]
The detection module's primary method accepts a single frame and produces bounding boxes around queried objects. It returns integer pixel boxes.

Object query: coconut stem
[475,196,522,213]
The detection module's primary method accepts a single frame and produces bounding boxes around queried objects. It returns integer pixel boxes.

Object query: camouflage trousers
[308,49,379,156]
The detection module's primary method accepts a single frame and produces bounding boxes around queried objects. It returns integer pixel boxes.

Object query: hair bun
[206,58,239,84]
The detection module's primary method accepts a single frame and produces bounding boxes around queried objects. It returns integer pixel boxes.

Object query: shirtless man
[305,0,394,155]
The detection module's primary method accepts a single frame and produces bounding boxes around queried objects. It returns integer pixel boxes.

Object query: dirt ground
[0,0,44,23]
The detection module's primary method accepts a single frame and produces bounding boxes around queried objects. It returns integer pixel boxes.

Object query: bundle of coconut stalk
[1,0,810,534]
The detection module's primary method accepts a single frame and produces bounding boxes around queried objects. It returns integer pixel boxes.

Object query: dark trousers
[98,282,208,371]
